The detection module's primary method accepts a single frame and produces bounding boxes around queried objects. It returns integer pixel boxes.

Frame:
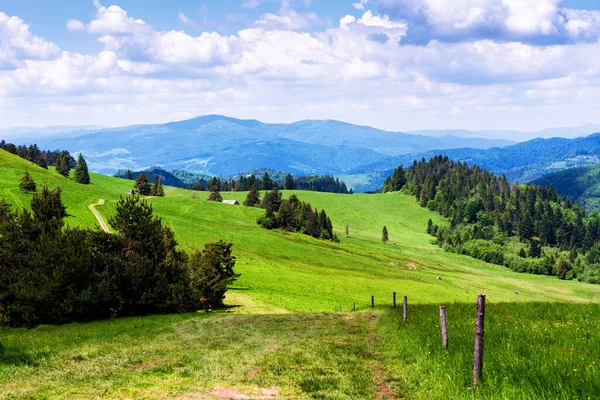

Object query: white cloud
[67,19,85,31]
[353,0,369,11]
[0,12,60,69]
[242,0,261,8]
[376,0,600,43]
[3,3,600,132]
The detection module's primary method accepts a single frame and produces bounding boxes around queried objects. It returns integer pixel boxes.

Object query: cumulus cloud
[0,12,60,69]
[67,19,86,31]
[376,0,600,44]
[2,2,600,131]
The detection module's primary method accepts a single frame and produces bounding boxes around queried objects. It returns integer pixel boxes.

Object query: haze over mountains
[23,115,513,176]
[6,114,600,192]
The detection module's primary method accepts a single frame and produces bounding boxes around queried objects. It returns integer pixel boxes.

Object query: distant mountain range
[410,123,600,141]
[19,115,513,177]
[5,115,600,193]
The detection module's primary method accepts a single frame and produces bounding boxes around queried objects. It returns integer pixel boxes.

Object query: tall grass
[377,302,600,399]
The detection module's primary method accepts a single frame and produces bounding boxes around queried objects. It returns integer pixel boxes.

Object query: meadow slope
[1,149,600,399]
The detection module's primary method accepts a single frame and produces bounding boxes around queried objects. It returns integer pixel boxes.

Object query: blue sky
[1,0,600,135]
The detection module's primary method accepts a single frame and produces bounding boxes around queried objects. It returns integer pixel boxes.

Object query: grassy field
[1,149,600,399]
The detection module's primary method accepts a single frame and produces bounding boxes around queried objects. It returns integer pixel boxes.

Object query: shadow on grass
[0,344,45,367]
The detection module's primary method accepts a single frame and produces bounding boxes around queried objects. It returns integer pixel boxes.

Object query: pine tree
[55,153,71,177]
[31,185,67,234]
[284,174,295,190]
[73,154,91,184]
[126,169,133,180]
[262,172,274,190]
[19,170,37,193]
[208,188,223,202]
[382,226,389,244]
[151,176,165,197]
[261,188,282,216]
[304,209,321,238]
[556,259,570,280]
[244,183,261,207]
[134,174,152,196]
[426,219,433,234]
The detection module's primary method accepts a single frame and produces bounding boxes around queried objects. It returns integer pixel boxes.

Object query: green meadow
[1,149,599,399]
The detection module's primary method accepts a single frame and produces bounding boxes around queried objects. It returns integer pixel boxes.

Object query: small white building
[222,200,240,205]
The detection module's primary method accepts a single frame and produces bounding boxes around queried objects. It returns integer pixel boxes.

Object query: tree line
[0,187,238,327]
[185,172,352,194]
[1,140,90,184]
[386,155,600,284]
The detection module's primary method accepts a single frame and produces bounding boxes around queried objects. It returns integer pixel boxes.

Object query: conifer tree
[304,209,321,238]
[382,226,389,244]
[19,170,37,193]
[261,187,282,216]
[262,172,274,190]
[55,153,71,177]
[73,154,91,184]
[426,219,433,234]
[31,185,67,234]
[151,176,165,197]
[134,174,152,196]
[208,188,223,202]
[126,169,133,180]
[244,183,261,207]
[284,173,295,190]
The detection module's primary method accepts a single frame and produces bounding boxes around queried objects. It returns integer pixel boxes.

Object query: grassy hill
[1,149,599,399]
[533,163,600,211]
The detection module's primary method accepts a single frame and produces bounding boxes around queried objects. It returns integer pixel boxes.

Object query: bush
[0,192,238,327]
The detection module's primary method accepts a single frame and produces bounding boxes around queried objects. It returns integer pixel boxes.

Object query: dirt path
[89,199,110,233]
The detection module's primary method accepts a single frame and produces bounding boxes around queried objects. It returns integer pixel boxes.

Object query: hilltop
[15,115,513,177]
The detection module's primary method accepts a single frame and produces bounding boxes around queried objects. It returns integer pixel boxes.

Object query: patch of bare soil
[207,387,282,399]
[372,364,397,400]
[128,359,159,370]
[406,263,417,270]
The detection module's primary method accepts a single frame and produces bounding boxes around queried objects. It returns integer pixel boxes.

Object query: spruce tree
[382,226,389,244]
[284,174,295,190]
[134,174,152,196]
[426,219,433,234]
[19,170,37,193]
[55,153,71,177]
[244,183,261,207]
[31,185,67,234]
[151,176,165,197]
[262,172,274,190]
[261,188,282,216]
[73,154,91,184]
[208,188,223,202]
[126,169,133,180]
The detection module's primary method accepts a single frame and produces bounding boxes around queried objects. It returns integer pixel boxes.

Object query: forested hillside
[394,156,600,284]
[533,163,600,211]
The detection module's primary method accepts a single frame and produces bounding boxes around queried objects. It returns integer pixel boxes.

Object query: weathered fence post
[439,306,448,349]
[371,296,375,308]
[393,292,397,309]
[403,296,408,323]
[353,302,356,311]
[473,294,486,386]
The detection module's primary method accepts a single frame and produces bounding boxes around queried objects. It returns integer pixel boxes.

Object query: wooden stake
[473,294,486,386]
[353,302,356,311]
[393,292,397,309]
[439,306,448,349]
[403,296,408,323]
[371,296,375,308]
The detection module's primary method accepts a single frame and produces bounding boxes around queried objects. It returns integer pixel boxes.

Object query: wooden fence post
[439,306,448,349]
[403,296,408,323]
[473,294,486,386]
[393,292,397,309]
[371,296,375,308]
[353,302,356,311]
